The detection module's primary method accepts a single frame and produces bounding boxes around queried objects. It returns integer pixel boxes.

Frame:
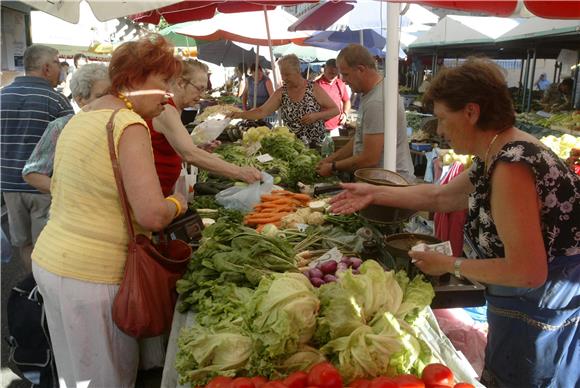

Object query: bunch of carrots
[244,190,311,232]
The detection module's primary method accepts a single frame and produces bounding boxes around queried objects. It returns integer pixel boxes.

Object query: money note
[411,241,453,256]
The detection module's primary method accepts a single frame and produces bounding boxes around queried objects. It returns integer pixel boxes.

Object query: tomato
[392,374,425,388]
[349,379,371,388]
[206,376,234,388]
[453,384,474,388]
[261,382,287,388]
[307,362,343,388]
[369,377,398,388]
[421,364,454,387]
[232,377,256,388]
[250,377,268,388]
[284,371,309,388]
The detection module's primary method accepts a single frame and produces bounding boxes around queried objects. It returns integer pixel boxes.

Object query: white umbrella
[20,0,181,24]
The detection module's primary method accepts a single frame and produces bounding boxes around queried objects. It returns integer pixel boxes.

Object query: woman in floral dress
[330,57,579,387]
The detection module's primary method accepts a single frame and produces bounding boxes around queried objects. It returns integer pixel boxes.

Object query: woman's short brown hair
[109,34,181,95]
[423,57,515,131]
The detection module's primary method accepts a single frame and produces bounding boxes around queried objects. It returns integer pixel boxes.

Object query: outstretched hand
[329,183,375,214]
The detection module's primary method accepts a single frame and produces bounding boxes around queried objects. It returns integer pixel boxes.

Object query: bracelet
[165,196,182,218]
[454,258,464,278]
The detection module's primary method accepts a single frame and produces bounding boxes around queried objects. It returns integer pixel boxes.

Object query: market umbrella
[196,40,271,68]
[273,44,337,63]
[20,0,182,23]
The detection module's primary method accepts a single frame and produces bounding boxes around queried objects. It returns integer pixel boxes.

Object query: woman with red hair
[31,35,184,387]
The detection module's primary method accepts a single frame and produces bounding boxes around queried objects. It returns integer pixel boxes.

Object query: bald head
[337,44,377,71]
[336,44,381,94]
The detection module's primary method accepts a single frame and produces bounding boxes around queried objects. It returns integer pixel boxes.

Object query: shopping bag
[191,118,231,145]
[174,163,198,202]
[215,172,273,212]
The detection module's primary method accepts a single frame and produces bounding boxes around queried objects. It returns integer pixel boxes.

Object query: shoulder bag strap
[106,109,136,240]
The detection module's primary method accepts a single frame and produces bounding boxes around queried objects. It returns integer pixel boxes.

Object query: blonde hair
[278,54,301,74]
[337,44,376,70]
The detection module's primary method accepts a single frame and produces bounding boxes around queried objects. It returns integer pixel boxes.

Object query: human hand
[199,140,221,153]
[315,162,333,177]
[226,111,244,119]
[329,183,375,214]
[168,193,188,217]
[339,113,347,125]
[300,113,318,126]
[238,166,262,183]
[408,250,454,276]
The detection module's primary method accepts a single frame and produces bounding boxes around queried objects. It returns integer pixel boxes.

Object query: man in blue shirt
[1,44,73,272]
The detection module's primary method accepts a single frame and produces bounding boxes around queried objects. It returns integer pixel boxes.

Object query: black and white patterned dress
[280,81,326,147]
[465,140,580,261]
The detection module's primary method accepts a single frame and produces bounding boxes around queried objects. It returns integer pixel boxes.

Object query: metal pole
[552,61,559,83]
[263,6,280,124]
[572,51,580,109]
[253,47,259,109]
[383,1,400,171]
[431,52,437,75]
[518,57,524,91]
[527,48,537,112]
[520,50,531,111]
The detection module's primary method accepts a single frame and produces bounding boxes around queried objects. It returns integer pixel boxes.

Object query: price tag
[256,153,274,163]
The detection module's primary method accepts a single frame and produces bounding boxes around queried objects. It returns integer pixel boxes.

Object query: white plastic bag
[215,173,273,212]
[190,118,231,145]
[174,163,198,202]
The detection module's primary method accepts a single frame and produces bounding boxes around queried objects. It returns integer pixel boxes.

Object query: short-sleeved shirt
[1,76,73,192]
[315,76,349,130]
[22,114,74,178]
[246,75,271,109]
[353,80,415,182]
[281,80,327,147]
[466,141,580,261]
[32,109,151,284]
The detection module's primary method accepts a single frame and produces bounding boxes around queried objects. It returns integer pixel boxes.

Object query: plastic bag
[215,173,273,212]
[174,163,198,202]
[190,118,231,145]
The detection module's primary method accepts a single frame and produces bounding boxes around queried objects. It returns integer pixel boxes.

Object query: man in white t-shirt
[316,44,414,182]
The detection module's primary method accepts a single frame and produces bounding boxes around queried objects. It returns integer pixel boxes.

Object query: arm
[241,83,249,110]
[229,89,283,121]
[330,169,473,214]
[411,162,547,288]
[23,174,51,194]
[301,83,340,125]
[118,124,186,232]
[153,106,261,183]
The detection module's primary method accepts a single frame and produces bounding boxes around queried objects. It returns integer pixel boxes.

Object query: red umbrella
[131,0,318,25]
[397,0,580,19]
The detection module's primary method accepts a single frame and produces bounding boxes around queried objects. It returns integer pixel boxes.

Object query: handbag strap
[106,109,136,240]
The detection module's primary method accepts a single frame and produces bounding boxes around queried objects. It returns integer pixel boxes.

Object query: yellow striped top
[32,109,151,284]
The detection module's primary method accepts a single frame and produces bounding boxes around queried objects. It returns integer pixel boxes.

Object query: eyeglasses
[183,78,206,93]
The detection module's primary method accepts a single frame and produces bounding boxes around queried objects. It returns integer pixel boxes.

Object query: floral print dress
[280,81,326,147]
[466,140,580,261]
[465,140,580,388]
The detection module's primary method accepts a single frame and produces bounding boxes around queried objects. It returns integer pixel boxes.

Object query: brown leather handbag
[106,110,192,338]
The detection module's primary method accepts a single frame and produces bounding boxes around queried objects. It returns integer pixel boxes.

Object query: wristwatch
[331,161,337,172]
[454,258,464,278]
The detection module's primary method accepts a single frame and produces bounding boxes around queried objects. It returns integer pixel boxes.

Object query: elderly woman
[31,35,184,387]
[331,58,579,387]
[23,63,110,192]
[230,54,339,147]
[149,58,261,197]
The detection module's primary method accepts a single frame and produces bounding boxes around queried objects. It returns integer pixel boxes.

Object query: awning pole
[526,48,537,112]
[264,5,280,125]
[383,1,400,171]
[253,47,259,109]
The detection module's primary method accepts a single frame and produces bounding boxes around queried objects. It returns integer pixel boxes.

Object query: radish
[309,268,323,279]
[323,274,337,283]
[310,277,325,288]
[350,257,363,269]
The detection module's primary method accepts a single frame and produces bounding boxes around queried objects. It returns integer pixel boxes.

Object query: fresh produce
[243,125,294,146]
[303,256,363,288]
[195,104,241,124]
[421,363,454,387]
[244,190,313,230]
[202,362,475,388]
[539,133,580,160]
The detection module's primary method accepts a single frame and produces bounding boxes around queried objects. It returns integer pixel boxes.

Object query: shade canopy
[196,40,271,68]
[173,8,311,46]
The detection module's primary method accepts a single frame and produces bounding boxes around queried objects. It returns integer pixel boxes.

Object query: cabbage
[176,323,253,386]
[315,260,404,341]
[245,273,320,359]
[277,345,327,374]
[395,274,436,323]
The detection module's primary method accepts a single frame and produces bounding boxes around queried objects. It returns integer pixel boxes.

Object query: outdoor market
[1,1,579,388]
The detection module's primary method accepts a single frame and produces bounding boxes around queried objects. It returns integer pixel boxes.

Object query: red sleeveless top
[147,98,182,197]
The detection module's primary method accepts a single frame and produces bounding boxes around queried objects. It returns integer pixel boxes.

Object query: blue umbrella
[304,28,407,58]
